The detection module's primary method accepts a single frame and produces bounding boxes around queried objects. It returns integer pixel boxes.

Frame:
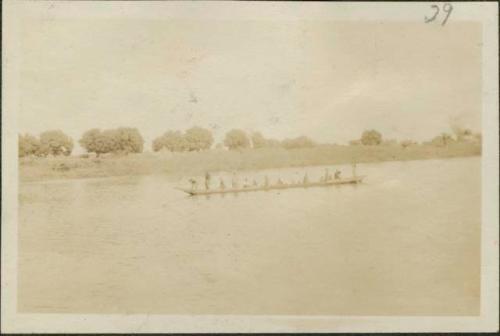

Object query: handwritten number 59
[425,3,453,26]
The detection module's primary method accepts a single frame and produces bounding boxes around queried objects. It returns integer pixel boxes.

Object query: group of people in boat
[189,166,353,191]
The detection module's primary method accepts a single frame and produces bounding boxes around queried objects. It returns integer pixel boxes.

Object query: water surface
[19,157,481,315]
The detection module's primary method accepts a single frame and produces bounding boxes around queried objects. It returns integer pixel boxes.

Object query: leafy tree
[113,127,144,153]
[251,132,281,148]
[39,130,74,156]
[281,136,316,149]
[224,129,250,150]
[430,133,454,147]
[451,125,473,142]
[360,129,382,146]
[251,132,266,149]
[80,127,144,156]
[79,129,116,156]
[456,128,473,142]
[184,126,213,151]
[79,129,104,156]
[152,137,164,152]
[18,133,41,157]
[100,129,121,153]
[153,131,188,152]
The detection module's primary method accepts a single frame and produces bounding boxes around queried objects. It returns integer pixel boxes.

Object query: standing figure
[220,178,226,190]
[189,178,198,190]
[264,175,270,188]
[303,172,309,185]
[352,163,357,177]
[334,169,341,180]
[324,168,330,181]
[205,172,211,190]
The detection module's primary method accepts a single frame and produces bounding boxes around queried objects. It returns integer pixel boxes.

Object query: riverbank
[19,142,481,182]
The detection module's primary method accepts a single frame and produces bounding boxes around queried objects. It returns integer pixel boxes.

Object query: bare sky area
[18,19,482,151]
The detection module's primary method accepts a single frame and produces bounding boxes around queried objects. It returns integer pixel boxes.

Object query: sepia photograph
[2,1,498,333]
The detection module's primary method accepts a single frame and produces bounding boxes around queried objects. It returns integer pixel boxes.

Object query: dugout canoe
[176,175,365,196]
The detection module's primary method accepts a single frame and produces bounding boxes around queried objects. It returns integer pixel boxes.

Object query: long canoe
[176,175,365,196]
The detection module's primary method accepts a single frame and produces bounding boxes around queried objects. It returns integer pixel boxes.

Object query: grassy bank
[19,142,481,182]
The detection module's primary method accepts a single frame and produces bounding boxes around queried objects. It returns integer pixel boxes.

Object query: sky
[18,18,482,152]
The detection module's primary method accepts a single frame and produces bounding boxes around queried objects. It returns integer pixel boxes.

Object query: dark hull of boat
[176,176,365,196]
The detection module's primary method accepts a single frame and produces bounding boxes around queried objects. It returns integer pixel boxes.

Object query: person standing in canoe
[303,172,309,184]
[189,178,198,190]
[219,177,226,190]
[324,168,331,181]
[351,163,357,177]
[334,169,342,180]
[205,172,211,190]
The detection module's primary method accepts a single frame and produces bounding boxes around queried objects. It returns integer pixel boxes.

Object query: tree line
[18,126,481,158]
[18,130,74,158]
[19,128,144,158]
[152,128,317,152]
[349,128,481,147]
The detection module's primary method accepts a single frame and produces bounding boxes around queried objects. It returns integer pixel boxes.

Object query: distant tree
[184,127,214,151]
[163,131,188,152]
[251,132,266,149]
[430,133,454,147]
[39,130,74,156]
[360,129,382,146]
[455,128,473,142]
[152,137,164,152]
[79,129,103,156]
[79,129,116,156]
[80,127,144,156]
[18,133,41,157]
[100,129,120,153]
[152,130,188,152]
[224,129,251,150]
[113,127,144,154]
[251,132,282,148]
[451,125,473,142]
[281,136,316,149]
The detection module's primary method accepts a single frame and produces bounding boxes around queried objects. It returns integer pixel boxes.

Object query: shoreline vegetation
[20,142,481,183]
[19,126,481,182]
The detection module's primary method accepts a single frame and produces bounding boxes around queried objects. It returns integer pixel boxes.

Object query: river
[18,157,481,315]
